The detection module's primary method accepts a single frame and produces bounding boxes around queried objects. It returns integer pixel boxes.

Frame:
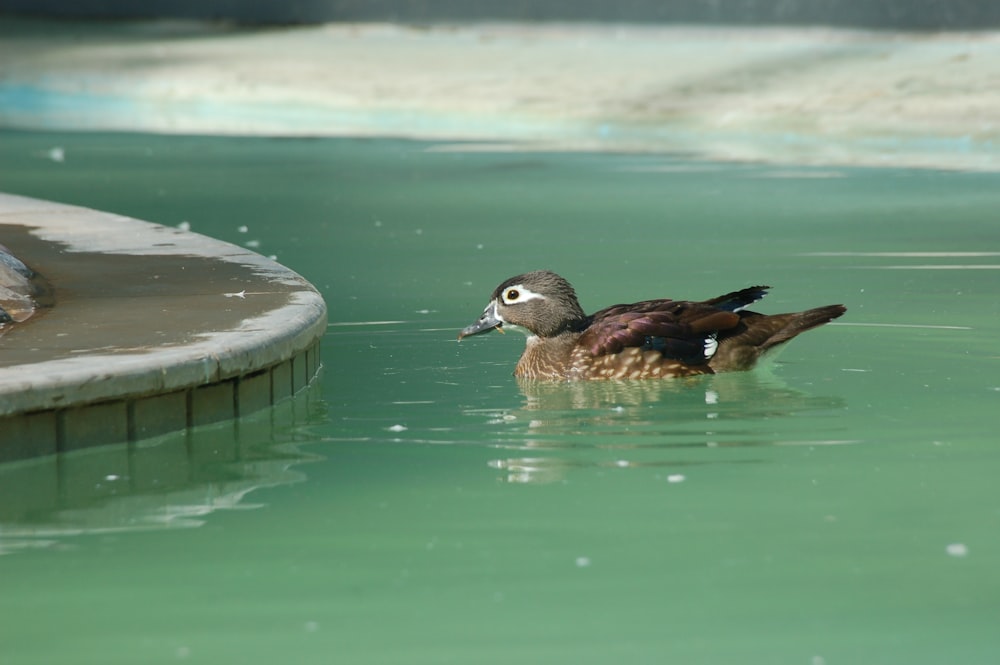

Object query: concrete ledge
[0,192,327,461]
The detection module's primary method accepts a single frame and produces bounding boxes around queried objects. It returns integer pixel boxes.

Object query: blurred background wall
[1,0,999,29]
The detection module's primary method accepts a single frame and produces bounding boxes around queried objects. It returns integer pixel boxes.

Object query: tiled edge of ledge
[0,192,328,462]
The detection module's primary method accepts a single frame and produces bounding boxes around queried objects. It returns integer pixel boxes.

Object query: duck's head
[458,270,587,340]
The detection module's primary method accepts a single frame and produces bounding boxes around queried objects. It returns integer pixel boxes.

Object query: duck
[458,270,845,380]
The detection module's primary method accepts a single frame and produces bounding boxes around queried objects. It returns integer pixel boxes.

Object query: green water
[1,131,999,664]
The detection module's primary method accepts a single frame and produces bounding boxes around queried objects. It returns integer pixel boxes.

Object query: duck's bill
[458,302,504,340]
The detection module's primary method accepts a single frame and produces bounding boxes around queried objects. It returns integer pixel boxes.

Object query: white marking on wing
[703,334,719,359]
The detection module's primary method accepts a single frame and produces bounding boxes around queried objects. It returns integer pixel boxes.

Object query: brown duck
[458,270,845,380]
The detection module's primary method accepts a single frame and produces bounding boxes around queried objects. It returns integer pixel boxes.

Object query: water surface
[1,132,998,664]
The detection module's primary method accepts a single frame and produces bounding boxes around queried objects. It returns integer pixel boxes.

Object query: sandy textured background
[2,19,999,169]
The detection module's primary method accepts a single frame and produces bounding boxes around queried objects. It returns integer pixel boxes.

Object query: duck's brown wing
[580,299,742,365]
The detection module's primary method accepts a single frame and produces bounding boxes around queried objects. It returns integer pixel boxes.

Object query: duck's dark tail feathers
[709,303,846,372]
[704,285,770,312]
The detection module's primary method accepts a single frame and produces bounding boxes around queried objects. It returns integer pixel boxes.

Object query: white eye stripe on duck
[500,284,547,305]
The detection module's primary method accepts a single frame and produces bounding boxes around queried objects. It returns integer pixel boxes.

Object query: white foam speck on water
[666,474,686,483]
[575,556,591,568]
[946,543,968,557]
[387,424,408,432]
[237,225,249,233]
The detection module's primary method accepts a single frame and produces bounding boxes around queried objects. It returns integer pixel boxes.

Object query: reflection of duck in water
[512,370,846,432]
[487,373,851,484]
[459,271,845,380]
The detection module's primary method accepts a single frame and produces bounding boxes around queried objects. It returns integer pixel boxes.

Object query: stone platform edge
[0,193,327,461]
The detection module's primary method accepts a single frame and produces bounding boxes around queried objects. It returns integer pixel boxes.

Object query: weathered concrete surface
[1,19,998,170]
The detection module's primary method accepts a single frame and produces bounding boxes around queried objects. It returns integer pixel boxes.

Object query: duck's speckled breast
[515,333,714,381]
[513,334,577,380]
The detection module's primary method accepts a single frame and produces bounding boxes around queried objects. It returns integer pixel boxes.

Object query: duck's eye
[505,289,520,301]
